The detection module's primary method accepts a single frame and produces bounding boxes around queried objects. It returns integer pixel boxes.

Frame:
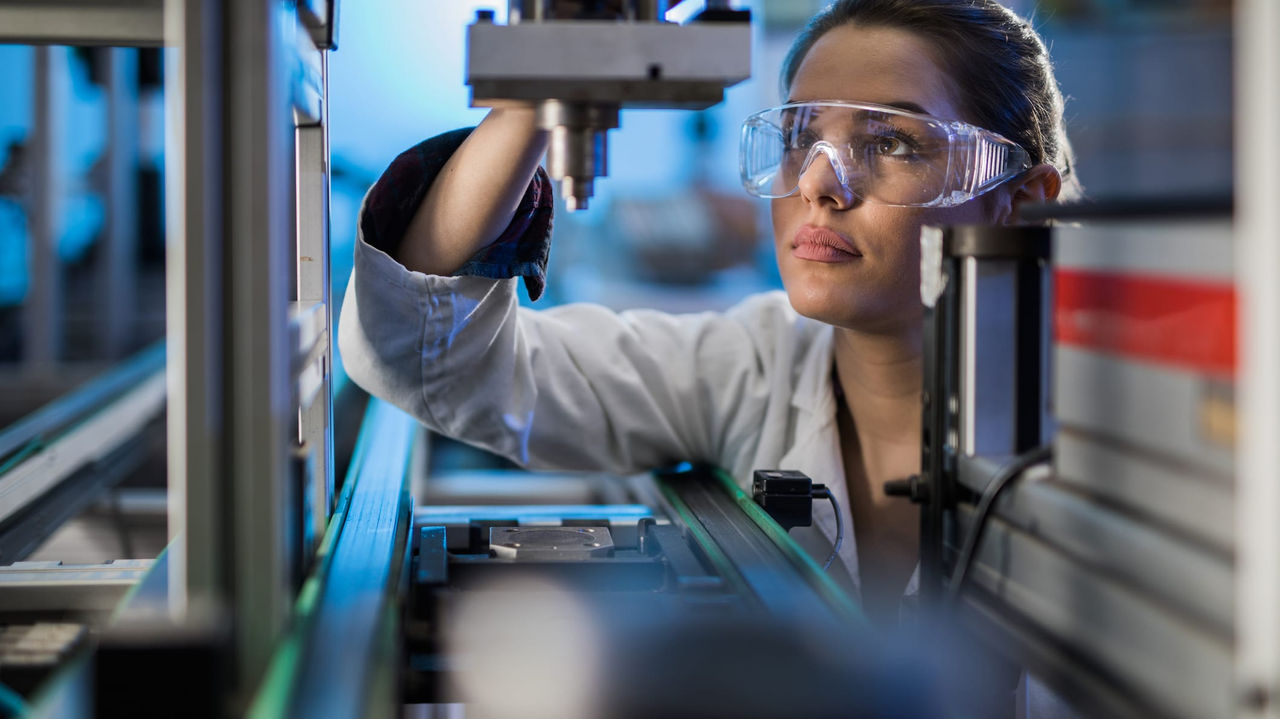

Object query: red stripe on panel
[1054,269,1236,376]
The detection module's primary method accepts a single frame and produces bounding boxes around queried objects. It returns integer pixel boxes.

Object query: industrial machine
[902,212,1238,719]
[465,0,751,209]
[1,0,1280,717]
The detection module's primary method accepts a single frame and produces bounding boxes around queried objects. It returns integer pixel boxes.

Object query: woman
[339,0,1078,626]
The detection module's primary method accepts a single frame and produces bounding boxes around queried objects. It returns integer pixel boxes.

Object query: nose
[796,141,857,209]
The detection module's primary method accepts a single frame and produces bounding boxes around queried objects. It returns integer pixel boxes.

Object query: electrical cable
[812,485,844,571]
[945,444,1052,605]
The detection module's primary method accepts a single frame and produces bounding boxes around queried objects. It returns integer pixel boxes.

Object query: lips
[792,224,862,263]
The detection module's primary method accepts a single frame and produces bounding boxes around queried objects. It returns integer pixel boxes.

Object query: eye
[786,128,819,151]
[873,134,909,156]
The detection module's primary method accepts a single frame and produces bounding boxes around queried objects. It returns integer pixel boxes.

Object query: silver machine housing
[466,1,752,210]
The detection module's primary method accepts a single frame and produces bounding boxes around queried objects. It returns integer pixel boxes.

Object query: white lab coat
[338,232,925,603]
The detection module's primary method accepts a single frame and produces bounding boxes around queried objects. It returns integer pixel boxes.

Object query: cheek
[770,198,799,245]
[889,203,992,268]
[867,210,926,273]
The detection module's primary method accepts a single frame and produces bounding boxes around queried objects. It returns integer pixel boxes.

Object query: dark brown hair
[782,0,1080,199]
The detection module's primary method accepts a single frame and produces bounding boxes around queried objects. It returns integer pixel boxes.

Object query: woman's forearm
[397,106,549,275]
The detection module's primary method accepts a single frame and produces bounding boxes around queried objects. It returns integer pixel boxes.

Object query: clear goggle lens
[740,101,1031,208]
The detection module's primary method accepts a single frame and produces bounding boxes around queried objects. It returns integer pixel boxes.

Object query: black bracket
[751,469,814,532]
[883,474,932,505]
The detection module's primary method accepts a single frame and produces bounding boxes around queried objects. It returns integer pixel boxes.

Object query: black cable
[812,485,844,571]
[945,445,1052,605]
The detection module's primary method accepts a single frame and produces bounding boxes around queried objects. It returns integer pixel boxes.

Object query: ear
[993,164,1062,225]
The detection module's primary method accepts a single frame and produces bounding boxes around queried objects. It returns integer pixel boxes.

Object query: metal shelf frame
[1234,0,1280,717]
[1,0,341,710]
[0,0,164,47]
[163,0,340,704]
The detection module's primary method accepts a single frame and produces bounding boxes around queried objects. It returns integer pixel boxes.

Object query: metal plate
[489,527,613,560]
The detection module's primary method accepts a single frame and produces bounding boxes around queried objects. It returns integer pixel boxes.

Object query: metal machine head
[466,1,751,210]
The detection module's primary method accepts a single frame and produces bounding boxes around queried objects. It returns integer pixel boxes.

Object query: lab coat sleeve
[338,232,782,475]
[360,128,553,300]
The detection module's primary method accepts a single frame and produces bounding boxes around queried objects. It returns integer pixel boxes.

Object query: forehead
[788,24,965,123]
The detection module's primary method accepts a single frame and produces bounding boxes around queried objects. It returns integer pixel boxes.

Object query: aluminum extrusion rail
[0,0,164,46]
[0,342,164,465]
[0,560,152,614]
[0,343,166,561]
[955,503,1234,719]
[248,398,416,719]
[654,465,864,628]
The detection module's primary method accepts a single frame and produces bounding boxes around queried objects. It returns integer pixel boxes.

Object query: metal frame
[23,46,62,370]
[294,44,335,552]
[159,0,341,706]
[221,0,296,687]
[0,343,166,562]
[1,28,150,365]
[0,560,152,614]
[919,225,1051,603]
[0,430,157,565]
[163,0,224,633]
[0,0,164,46]
[957,502,1235,719]
[654,466,863,626]
[1235,0,1280,716]
[918,220,1244,719]
[0,342,164,462]
[100,47,141,359]
[0,0,341,709]
[248,398,415,718]
[0,371,164,525]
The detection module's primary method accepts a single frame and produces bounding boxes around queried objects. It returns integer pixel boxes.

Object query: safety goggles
[740,100,1032,207]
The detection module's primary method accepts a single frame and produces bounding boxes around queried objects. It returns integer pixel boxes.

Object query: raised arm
[396,107,549,276]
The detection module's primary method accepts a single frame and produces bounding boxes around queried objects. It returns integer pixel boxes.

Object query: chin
[783,281,860,327]
[784,280,919,334]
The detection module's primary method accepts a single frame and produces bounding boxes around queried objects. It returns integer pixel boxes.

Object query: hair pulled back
[782,0,1080,199]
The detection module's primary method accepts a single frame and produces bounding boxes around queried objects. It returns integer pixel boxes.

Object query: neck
[832,325,923,444]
